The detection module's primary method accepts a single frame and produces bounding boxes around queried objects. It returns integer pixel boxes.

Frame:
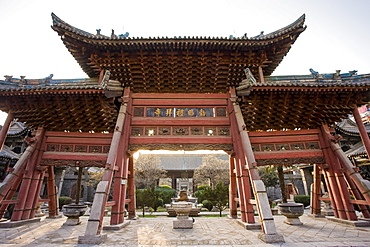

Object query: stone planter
[63,204,87,226]
[278,203,304,225]
[172,202,193,229]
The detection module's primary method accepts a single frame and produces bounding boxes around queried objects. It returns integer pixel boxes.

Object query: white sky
[0,0,369,124]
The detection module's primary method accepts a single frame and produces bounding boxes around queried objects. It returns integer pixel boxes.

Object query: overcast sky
[0,0,369,124]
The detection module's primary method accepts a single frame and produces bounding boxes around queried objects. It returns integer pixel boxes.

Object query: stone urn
[172,201,193,229]
[63,204,88,226]
[278,203,304,225]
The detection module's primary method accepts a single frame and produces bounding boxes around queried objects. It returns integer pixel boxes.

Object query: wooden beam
[133,99,228,106]
[129,136,232,144]
[253,150,323,159]
[131,118,230,126]
[249,135,320,143]
[42,152,108,161]
[46,137,112,145]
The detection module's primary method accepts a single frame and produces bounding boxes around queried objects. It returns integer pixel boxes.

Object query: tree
[155,185,176,205]
[202,181,229,217]
[262,165,288,203]
[134,154,167,188]
[193,155,229,188]
[135,187,159,217]
[258,166,278,188]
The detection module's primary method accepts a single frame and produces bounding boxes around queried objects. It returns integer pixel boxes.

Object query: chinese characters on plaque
[146,108,214,117]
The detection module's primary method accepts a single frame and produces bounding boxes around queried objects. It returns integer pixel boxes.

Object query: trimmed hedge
[59,196,72,209]
[294,195,310,207]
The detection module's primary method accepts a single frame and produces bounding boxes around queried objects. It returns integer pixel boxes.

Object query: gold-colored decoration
[154,108,161,117]
[176,109,185,117]
[199,109,206,116]
[165,108,173,116]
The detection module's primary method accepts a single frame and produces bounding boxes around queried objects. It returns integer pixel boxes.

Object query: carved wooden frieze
[256,157,325,166]
[41,159,105,167]
[131,127,143,136]
[129,143,233,151]
[291,143,304,150]
[190,127,203,135]
[47,144,60,152]
[218,127,230,136]
[173,127,189,135]
[75,145,88,152]
[45,144,110,154]
[306,142,320,149]
[159,127,171,135]
[216,107,227,117]
[61,145,73,152]
[133,107,144,117]
[89,146,102,153]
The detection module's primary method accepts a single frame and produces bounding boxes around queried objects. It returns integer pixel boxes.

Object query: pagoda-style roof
[0,77,122,132]
[51,13,306,93]
[336,118,370,136]
[237,71,370,131]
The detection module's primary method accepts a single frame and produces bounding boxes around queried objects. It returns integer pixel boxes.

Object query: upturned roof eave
[51,13,306,43]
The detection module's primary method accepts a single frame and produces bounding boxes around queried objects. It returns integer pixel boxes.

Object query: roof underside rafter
[51,13,307,93]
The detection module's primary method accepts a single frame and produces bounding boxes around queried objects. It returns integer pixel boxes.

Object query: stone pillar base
[103,221,131,230]
[258,233,285,243]
[78,234,107,244]
[284,217,303,225]
[236,219,261,230]
[63,217,82,226]
[0,217,43,228]
[322,209,334,216]
[173,219,193,229]
[327,216,370,227]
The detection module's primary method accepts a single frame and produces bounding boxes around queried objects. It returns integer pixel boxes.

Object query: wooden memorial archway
[0,13,370,244]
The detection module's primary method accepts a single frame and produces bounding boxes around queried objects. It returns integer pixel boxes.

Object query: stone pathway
[0,213,370,246]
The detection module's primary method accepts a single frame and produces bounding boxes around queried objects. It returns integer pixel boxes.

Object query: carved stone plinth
[172,201,193,229]
[173,218,193,229]
[63,204,87,226]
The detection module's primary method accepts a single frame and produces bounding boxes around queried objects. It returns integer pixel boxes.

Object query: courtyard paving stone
[0,211,369,246]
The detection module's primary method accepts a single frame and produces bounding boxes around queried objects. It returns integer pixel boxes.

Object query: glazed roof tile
[0,77,102,92]
[0,145,21,160]
[237,71,370,91]
[51,13,306,80]
[51,13,305,41]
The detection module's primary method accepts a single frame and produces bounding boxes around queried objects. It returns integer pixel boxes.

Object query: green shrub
[155,186,176,204]
[59,196,72,209]
[294,195,310,207]
[195,185,211,203]
[153,198,164,212]
[202,200,213,211]
[197,185,210,191]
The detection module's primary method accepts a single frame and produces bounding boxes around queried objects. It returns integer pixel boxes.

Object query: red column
[228,96,247,222]
[319,124,356,220]
[0,111,13,151]
[11,127,45,221]
[321,169,339,218]
[22,135,47,220]
[47,165,58,217]
[234,156,247,222]
[0,175,22,218]
[228,154,237,219]
[343,172,370,218]
[352,104,370,157]
[83,88,131,237]
[30,168,47,218]
[110,139,124,225]
[127,155,137,219]
[310,164,322,216]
